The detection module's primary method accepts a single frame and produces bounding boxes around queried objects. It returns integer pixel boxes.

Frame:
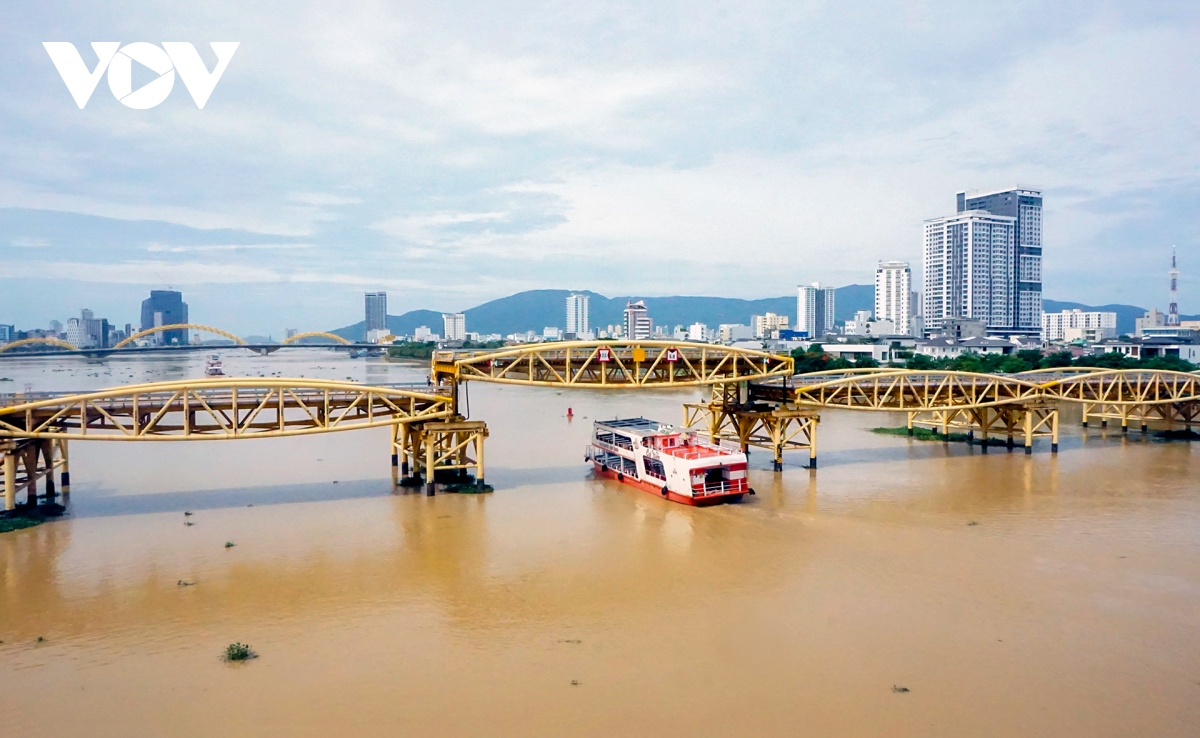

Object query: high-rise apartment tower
[364,292,388,333]
[566,293,590,336]
[923,210,1015,335]
[955,187,1043,335]
[796,283,836,337]
[874,262,912,334]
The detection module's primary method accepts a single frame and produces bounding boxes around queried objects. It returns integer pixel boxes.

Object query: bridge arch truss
[112,324,247,350]
[434,340,794,388]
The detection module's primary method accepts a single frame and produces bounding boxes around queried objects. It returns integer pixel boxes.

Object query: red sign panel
[597,347,611,363]
[666,348,679,363]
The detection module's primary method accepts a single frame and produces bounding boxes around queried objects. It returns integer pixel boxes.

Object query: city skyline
[2,3,1198,335]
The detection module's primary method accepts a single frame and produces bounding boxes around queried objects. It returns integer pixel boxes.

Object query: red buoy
[567,407,574,418]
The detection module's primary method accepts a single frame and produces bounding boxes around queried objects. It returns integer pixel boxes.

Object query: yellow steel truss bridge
[2,339,1197,511]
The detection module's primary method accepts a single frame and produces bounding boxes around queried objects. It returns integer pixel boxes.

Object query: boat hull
[592,462,743,506]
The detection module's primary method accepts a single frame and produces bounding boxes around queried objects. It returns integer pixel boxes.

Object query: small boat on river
[585,418,749,505]
[204,355,225,376]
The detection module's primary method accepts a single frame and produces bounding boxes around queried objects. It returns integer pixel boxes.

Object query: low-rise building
[1042,309,1117,343]
[718,324,754,343]
[915,336,1020,359]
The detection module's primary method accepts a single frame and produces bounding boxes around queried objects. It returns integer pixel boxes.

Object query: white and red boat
[585,418,750,506]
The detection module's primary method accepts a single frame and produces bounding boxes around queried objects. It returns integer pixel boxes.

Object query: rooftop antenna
[1168,246,1179,327]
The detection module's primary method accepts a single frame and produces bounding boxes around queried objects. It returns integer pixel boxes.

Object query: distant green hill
[330,288,1175,340]
[330,285,875,339]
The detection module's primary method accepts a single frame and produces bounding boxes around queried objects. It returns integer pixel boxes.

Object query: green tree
[998,354,1033,373]
[853,356,880,369]
[1138,355,1196,372]
[949,352,985,373]
[1038,351,1074,368]
[905,353,935,370]
[1085,351,1134,369]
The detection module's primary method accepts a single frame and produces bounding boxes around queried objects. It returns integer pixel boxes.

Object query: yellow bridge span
[0,378,485,508]
[433,340,794,388]
[2,343,1197,512]
[681,367,1200,470]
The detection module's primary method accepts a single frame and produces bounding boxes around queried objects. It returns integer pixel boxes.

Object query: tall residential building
[623,300,652,340]
[1041,309,1117,343]
[796,283,836,337]
[956,187,1043,334]
[140,290,188,345]
[922,210,1015,336]
[442,313,466,342]
[364,292,388,333]
[566,293,590,336]
[874,261,912,334]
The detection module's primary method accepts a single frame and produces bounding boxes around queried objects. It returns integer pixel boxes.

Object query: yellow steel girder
[433,340,794,388]
[0,378,454,441]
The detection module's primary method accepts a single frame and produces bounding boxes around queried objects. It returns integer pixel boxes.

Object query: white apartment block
[624,300,652,340]
[751,312,789,339]
[923,210,1016,336]
[797,283,836,337]
[441,313,466,341]
[565,293,589,335]
[1041,309,1117,343]
[874,261,912,331]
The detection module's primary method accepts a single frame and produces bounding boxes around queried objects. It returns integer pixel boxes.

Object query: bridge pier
[3,448,14,511]
[682,387,818,473]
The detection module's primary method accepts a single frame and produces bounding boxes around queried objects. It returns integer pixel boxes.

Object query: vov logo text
[43,42,239,109]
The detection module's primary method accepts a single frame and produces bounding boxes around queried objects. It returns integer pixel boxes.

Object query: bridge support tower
[684,383,819,471]
[393,418,489,495]
[2,438,68,512]
[907,402,1059,454]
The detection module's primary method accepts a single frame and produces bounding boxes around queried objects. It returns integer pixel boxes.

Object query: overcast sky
[2,1,1197,336]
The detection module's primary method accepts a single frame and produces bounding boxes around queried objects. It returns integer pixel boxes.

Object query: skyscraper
[140,290,188,345]
[623,300,652,339]
[565,293,590,336]
[442,313,466,341]
[796,283,835,337]
[874,262,911,334]
[364,292,388,333]
[956,187,1043,335]
[923,210,1015,335]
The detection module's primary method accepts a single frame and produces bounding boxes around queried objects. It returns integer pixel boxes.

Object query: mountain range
[331,287,1180,340]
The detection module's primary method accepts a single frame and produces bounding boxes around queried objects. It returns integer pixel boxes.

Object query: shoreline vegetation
[872,426,1013,447]
[0,503,66,534]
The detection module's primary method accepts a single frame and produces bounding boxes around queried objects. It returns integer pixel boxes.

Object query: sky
[2,1,1198,336]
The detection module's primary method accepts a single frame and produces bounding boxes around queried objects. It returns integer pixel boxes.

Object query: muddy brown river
[1,350,1198,736]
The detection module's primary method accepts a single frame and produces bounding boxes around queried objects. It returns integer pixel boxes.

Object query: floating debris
[967,521,979,526]
[223,642,257,662]
[558,639,582,644]
[224,541,236,549]
[177,580,195,587]
[892,685,910,693]
[36,636,45,643]
[570,680,580,686]
[184,511,193,516]
[184,521,195,527]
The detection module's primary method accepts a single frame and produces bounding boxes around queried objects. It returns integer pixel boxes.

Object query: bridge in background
[2,340,1198,513]
[0,324,368,358]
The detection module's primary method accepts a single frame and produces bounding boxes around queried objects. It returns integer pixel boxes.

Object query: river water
[1,350,1198,737]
